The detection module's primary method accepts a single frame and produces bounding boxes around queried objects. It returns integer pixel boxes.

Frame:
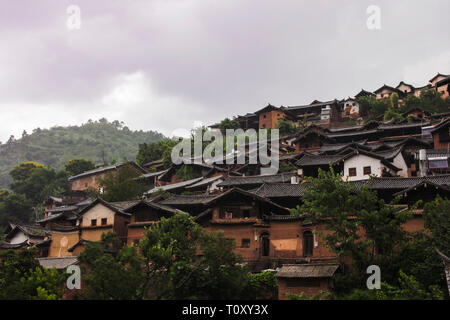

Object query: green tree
[175,165,200,181]
[276,119,298,137]
[89,164,147,202]
[290,168,411,292]
[359,96,390,120]
[9,164,68,205]
[0,248,65,300]
[0,192,33,231]
[396,196,450,294]
[78,232,145,300]
[339,271,442,300]
[244,271,278,300]
[423,196,450,256]
[403,89,450,114]
[390,92,399,109]
[383,107,403,121]
[9,161,44,182]
[65,159,95,177]
[136,139,178,167]
[139,213,251,299]
[218,117,240,133]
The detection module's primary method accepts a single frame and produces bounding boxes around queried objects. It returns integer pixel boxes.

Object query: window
[224,211,233,219]
[363,166,371,175]
[84,182,88,188]
[348,167,357,177]
[241,239,250,248]
[243,209,250,218]
[303,231,314,257]
[91,219,97,226]
[263,114,266,118]
[101,218,107,225]
[260,233,270,256]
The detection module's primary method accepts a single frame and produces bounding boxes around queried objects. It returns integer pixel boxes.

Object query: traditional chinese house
[68,161,147,192]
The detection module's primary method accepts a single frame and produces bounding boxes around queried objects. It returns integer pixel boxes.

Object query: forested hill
[0,119,165,189]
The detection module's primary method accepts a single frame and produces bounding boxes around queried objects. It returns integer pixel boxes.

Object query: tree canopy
[65,159,96,177]
[78,214,276,300]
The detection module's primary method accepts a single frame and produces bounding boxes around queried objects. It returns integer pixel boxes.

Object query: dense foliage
[0,248,65,300]
[65,159,96,177]
[78,214,277,300]
[136,139,178,169]
[88,164,148,202]
[290,168,448,299]
[218,118,240,134]
[359,89,450,121]
[0,161,70,232]
[276,119,299,137]
[0,119,164,188]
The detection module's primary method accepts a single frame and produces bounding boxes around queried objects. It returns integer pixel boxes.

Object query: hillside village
[1,72,450,300]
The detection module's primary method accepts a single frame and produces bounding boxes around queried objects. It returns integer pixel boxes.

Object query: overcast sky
[0,0,449,142]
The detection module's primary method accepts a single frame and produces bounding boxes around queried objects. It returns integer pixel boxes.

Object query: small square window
[348,168,357,177]
[91,219,97,226]
[85,183,88,188]
[363,166,371,175]
[101,218,107,225]
[241,239,250,248]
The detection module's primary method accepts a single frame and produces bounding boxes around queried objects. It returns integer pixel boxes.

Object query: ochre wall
[70,173,106,191]
[259,110,285,129]
[48,230,79,257]
[80,227,113,242]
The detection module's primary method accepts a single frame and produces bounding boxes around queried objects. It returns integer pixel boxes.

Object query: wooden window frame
[348,167,357,177]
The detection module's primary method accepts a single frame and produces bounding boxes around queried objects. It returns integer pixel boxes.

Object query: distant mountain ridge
[0,119,165,189]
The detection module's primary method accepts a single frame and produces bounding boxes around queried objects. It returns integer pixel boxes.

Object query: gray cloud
[0,0,449,141]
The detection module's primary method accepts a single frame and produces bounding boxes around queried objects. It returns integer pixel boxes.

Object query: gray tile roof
[68,162,146,181]
[296,154,347,166]
[110,200,141,210]
[0,241,25,249]
[252,183,307,198]
[159,194,217,206]
[276,264,339,278]
[38,257,78,270]
[138,169,169,179]
[10,224,51,238]
[146,177,204,194]
[263,214,302,221]
[326,129,378,138]
[353,175,450,190]
[185,175,224,189]
[217,173,297,187]
[378,122,430,130]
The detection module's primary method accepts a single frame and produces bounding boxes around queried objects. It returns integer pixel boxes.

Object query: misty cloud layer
[0,0,449,142]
